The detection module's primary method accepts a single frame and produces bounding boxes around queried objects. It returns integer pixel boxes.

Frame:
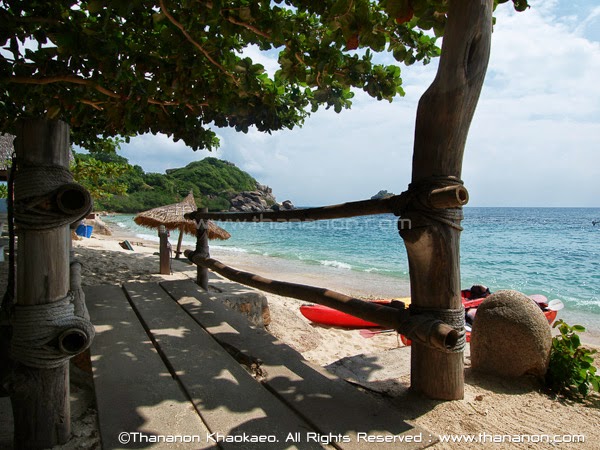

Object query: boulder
[88,216,112,236]
[281,200,295,210]
[470,290,552,379]
[228,183,294,213]
[371,190,394,200]
[271,200,295,211]
[229,189,272,212]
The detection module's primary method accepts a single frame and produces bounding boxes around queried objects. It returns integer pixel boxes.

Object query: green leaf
[3,0,515,149]
[547,319,600,400]
[512,0,530,12]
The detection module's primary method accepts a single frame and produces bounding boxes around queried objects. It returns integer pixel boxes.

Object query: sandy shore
[3,224,597,449]
[60,225,600,449]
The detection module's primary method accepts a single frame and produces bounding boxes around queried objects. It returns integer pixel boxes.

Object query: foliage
[167,158,256,196]
[546,320,600,400]
[0,183,7,198]
[71,135,132,199]
[0,0,526,151]
[97,189,180,213]
[91,156,261,213]
[71,152,129,199]
[205,195,233,212]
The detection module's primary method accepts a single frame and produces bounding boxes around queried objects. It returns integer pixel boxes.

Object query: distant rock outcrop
[270,200,295,211]
[229,182,294,212]
[371,190,394,200]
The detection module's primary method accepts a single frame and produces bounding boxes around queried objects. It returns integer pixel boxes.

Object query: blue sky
[119,0,600,207]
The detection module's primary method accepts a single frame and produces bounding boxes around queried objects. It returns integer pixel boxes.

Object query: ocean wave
[210,245,249,254]
[364,267,396,273]
[135,233,159,242]
[320,260,352,270]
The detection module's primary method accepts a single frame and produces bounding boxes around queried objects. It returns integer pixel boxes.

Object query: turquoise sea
[104,208,600,336]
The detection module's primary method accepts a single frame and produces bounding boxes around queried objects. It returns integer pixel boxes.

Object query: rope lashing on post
[408,304,467,353]
[70,261,90,321]
[13,160,93,230]
[392,176,467,352]
[396,176,466,231]
[10,291,96,369]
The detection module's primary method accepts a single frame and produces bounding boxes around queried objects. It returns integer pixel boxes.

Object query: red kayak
[299,299,407,328]
[298,288,489,328]
[299,286,558,344]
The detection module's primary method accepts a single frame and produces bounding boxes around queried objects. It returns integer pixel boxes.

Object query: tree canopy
[1,0,526,151]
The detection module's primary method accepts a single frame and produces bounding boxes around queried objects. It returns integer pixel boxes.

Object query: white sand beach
[3,223,598,449]
[59,224,600,449]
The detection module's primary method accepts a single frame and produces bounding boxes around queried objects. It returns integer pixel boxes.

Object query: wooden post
[196,208,209,290]
[158,225,170,275]
[174,226,185,259]
[400,0,493,400]
[11,119,71,448]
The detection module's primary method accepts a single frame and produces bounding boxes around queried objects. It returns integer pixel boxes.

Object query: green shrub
[205,195,231,212]
[546,320,600,399]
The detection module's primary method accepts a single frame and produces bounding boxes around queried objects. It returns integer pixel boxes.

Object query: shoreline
[102,218,600,346]
[105,218,413,300]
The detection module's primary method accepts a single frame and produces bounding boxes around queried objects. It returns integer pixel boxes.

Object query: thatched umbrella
[134,192,230,258]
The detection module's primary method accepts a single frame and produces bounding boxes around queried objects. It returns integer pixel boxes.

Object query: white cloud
[120,133,203,173]
[462,0,600,206]
[120,0,600,207]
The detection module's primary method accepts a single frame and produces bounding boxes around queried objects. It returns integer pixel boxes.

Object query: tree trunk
[401,0,493,400]
[196,208,209,290]
[10,120,72,447]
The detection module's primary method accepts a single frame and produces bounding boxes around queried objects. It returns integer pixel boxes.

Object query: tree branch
[6,75,208,111]
[224,15,272,40]
[80,99,104,110]
[13,17,62,25]
[159,0,239,86]
[6,75,121,99]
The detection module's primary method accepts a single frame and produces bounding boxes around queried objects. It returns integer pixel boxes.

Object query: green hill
[166,158,257,196]
[89,157,264,213]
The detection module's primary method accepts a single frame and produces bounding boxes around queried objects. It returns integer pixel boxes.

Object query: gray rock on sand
[471,290,552,379]
[88,217,112,236]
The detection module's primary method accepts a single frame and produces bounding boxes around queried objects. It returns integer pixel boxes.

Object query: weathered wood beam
[185,187,468,223]
[185,195,407,222]
[185,250,460,350]
[11,119,71,448]
[400,0,493,400]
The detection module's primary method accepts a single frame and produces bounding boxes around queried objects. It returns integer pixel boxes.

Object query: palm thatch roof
[134,192,231,240]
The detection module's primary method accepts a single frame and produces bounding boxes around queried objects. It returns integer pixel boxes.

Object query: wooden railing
[184,185,468,223]
[184,185,468,351]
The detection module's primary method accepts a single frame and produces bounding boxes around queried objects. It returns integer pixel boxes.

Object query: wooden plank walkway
[86,280,434,450]
[86,285,211,450]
